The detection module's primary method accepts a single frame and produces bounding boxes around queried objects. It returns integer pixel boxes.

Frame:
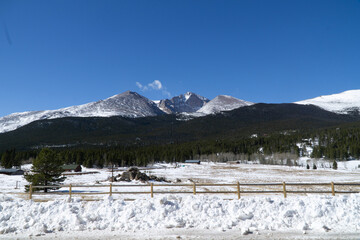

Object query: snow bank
[1,194,360,237]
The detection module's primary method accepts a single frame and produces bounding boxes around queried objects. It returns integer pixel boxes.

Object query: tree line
[0,133,301,168]
[310,127,360,160]
[2,125,360,169]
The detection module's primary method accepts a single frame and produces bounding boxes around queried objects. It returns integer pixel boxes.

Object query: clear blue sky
[1,0,360,117]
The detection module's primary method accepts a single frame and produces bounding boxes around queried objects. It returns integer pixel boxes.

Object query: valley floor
[1,159,360,239]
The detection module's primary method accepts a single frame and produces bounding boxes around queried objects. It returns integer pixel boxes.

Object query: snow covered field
[1,160,360,239]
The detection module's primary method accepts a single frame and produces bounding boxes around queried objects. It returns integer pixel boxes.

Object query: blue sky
[1,0,360,117]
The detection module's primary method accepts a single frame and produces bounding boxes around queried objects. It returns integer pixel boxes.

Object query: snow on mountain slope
[197,95,254,115]
[295,90,360,114]
[157,92,209,114]
[0,91,163,133]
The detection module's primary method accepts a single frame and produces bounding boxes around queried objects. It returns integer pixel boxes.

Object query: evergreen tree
[24,148,66,192]
[332,160,338,170]
[1,150,12,168]
[0,149,18,169]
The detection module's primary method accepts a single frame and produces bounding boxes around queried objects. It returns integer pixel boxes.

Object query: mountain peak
[122,90,135,95]
[183,92,208,102]
[197,95,254,115]
[0,90,253,133]
[0,90,163,133]
[109,90,140,99]
[296,89,360,114]
[123,90,138,95]
[157,92,209,114]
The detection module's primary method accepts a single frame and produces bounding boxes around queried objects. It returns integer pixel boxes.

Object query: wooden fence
[27,182,360,200]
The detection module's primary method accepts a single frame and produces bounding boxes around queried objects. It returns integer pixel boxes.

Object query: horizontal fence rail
[27,182,360,200]
[29,182,360,199]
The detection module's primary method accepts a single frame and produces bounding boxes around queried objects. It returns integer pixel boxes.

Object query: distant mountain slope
[0,103,357,151]
[296,90,360,115]
[4,88,360,136]
[0,91,215,134]
[197,95,253,114]
[0,91,163,133]
[157,92,209,113]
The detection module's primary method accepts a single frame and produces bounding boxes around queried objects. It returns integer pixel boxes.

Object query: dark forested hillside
[4,123,360,168]
[0,103,358,151]
[2,103,360,168]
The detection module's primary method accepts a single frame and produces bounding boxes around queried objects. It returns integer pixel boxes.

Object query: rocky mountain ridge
[2,89,360,134]
[156,92,209,114]
[0,91,250,133]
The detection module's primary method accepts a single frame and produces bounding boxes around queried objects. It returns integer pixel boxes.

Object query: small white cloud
[136,82,143,88]
[149,80,162,90]
[136,80,171,97]
[136,82,148,91]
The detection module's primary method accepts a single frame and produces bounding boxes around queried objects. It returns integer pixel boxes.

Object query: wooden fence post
[193,183,196,195]
[110,183,112,197]
[29,184,33,200]
[283,182,287,198]
[331,182,335,196]
[237,182,240,199]
[69,184,72,200]
[151,183,154,198]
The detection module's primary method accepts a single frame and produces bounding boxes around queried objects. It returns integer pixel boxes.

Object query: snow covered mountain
[197,95,254,115]
[5,88,360,135]
[295,90,360,114]
[0,90,254,134]
[0,91,163,133]
[157,92,209,114]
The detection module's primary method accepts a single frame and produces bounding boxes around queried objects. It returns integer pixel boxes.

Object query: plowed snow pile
[1,194,360,238]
